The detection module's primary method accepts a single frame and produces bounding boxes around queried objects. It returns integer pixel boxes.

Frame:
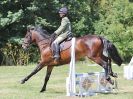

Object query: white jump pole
[66,38,76,96]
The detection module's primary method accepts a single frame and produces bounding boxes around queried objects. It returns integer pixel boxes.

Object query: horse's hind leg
[21,62,44,84]
[40,65,54,92]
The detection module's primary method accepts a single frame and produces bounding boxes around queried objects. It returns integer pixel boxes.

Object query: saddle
[51,38,72,52]
[59,38,72,51]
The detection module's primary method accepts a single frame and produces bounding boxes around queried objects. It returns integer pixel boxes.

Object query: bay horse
[21,26,123,92]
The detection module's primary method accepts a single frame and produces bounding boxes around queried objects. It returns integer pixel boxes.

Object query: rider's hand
[51,33,57,39]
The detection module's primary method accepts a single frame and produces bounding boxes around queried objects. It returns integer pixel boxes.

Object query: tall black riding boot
[52,43,60,62]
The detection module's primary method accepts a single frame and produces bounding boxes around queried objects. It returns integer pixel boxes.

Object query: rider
[51,7,72,62]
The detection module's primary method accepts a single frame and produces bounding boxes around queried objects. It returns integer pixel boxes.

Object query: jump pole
[66,38,76,96]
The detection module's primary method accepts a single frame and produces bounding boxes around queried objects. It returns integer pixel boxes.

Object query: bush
[0,38,39,66]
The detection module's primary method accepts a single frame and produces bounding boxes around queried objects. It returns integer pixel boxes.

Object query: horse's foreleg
[103,62,114,85]
[89,56,114,85]
[21,63,44,84]
[40,66,54,92]
[95,57,114,85]
[108,59,118,78]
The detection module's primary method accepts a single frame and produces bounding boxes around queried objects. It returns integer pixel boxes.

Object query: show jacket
[54,16,71,38]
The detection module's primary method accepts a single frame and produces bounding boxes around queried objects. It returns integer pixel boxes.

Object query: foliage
[93,0,133,61]
[0,39,28,65]
[0,38,39,65]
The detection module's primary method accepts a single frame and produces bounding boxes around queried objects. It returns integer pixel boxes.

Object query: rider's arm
[54,17,68,35]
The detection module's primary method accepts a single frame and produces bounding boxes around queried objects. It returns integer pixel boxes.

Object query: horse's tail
[100,37,123,66]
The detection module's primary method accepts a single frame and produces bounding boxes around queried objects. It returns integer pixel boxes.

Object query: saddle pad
[60,40,72,51]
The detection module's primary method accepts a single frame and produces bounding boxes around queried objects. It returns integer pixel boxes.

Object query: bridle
[22,31,32,49]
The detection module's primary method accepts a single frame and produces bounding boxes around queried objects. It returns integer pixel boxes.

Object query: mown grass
[0,62,133,99]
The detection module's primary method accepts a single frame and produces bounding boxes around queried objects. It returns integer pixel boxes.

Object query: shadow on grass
[44,88,65,94]
[99,91,133,96]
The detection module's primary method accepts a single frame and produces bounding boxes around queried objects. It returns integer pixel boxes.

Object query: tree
[93,0,133,61]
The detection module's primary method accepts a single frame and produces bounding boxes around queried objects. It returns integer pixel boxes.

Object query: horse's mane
[35,26,50,39]
[29,26,51,39]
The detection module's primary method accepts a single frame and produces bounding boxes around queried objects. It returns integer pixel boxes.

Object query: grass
[0,62,133,99]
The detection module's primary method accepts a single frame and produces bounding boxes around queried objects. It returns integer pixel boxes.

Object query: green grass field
[0,62,133,99]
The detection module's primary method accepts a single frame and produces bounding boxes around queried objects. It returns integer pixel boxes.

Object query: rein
[37,38,50,47]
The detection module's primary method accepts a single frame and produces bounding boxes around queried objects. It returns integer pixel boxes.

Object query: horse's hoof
[40,89,46,93]
[110,73,118,78]
[113,73,118,78]
[20,79,25,84]
[109,80,114,85]
[106,77,114,85]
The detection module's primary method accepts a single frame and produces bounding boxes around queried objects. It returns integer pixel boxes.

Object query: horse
[21,26,123,92]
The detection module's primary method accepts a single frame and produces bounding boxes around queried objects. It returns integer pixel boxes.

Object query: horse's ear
[27,26,30,32]
[27,25,35,32]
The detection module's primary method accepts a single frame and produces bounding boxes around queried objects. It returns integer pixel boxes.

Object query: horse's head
[22,26,50,50]
[22,26,35,50]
